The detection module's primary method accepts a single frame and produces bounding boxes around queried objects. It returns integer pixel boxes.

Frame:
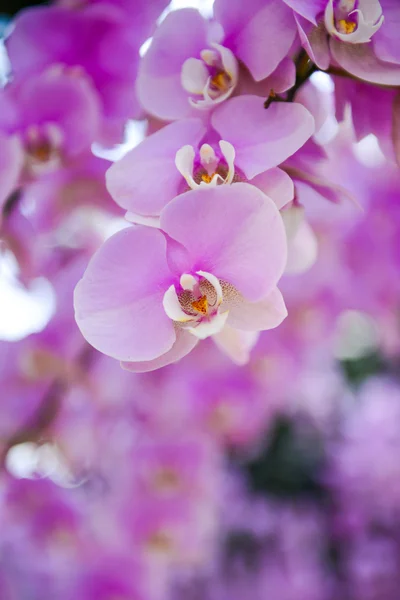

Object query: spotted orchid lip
[163,270,228,340]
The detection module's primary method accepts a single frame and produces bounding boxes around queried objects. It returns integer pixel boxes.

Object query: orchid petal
[107,118,206,215]
[74,227,175,362]
[214,0,297,81]
[121,329,198,373]
[0,133,24,214]
[330,38,400,84]
[181,58,209,94]
[213,325,259,365]
[211,42,238,82]
[249,168,294,210]
[225,287,288,331]
[188,310,229,339]
[160,183,287,302]
[196,270,223,305]
[218,140,236,185]
[212,96,315,179]
[137,8,209,120]
[175,144,198,189]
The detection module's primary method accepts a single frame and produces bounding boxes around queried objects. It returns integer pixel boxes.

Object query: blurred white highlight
[334,310,379,360]
[5,443,39,479]
[0,38,10,84]
[161,0,214,20]
[0,252,55,341]
[92,119,147,161]
[140,0,214,57]
[6,441,82,487]
[353,134,386,167]
[311,71,334,93]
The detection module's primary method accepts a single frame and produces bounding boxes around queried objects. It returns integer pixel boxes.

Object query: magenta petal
[160,183,287,302]
[5,7,77,77]
[249,168,294,210]
[330,39,400,85]
[215,0,296,81]
[106,119,206,216]
[393,93,400,167]
[295,15,330,70]
[74,226,175,362]
[18,71,101,157]
[0,92,20,132]
[282,0,325,24]
[6,6,142,132]
[262,57,296,94]
[212,96,315,179]
[295,79,330,134]
[226,287,288,331]
[0,133,24,213]
[373,0,400,65]
[137,9,209,120]
[121,329,198,372]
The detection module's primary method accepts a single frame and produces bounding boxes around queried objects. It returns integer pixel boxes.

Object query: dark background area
[1,0,47,18]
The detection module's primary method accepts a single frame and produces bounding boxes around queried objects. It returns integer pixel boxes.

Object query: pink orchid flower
[74,184,288,371]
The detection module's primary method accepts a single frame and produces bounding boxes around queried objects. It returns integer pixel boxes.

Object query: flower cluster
[1,0,400,598]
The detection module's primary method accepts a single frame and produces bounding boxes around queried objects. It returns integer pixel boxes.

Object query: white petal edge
[121,329,199,373]
[196,270,223,305]
[163,285,194,323]
[211,42,239,83]
[181,57,209,94]
[125,211,161,228]
[188,310,229,339]
[219,140,236,185]
[199,143,219,173]
[175,144,198,189]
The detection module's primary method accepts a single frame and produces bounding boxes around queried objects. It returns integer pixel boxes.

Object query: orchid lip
[181,43,238,109]
[162,271,228,339]
[324,0,384,44]
[175,140,236,191]
[23,122,64,175]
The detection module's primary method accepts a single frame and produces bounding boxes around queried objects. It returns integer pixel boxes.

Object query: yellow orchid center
[337,19,357,34]
[201,172,214,183]
[210,70,232,92]
[191,295,208,314]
